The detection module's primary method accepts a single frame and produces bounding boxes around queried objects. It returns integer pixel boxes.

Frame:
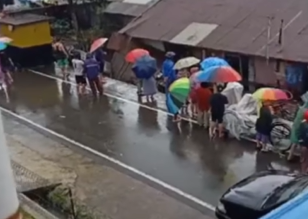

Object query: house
[107,0,308,92]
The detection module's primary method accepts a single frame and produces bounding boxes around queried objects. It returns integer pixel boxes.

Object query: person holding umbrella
[132,55,158,102]
[194,65,242,137]
[252,88,290,151]
[162,51,176,93]
[125,48,150,96]
[90,38,108,83]
[167,78,190,122]
[84,54,103,97]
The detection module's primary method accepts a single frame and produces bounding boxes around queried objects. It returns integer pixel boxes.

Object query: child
[195,82,212,127]
[255,102,273,151]
[71,54,86,95]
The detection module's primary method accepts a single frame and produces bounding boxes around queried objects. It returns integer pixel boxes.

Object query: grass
[21,208,35,219]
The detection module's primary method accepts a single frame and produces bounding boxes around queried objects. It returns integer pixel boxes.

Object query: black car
[216,170,308,219]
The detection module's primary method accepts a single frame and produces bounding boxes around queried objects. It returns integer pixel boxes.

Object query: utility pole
[0,113,21,219]
[266,16,274,64]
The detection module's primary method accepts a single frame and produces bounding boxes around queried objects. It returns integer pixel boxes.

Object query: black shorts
[211,111,224,123]
[75,75,86,84]
[99,63,105,74]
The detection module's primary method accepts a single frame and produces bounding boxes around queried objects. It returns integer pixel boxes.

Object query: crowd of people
[51,39,308,174]
[52,38,105,98]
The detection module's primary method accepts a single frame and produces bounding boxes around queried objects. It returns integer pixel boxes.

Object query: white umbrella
[0,37,12,44]
[173,57,200,70]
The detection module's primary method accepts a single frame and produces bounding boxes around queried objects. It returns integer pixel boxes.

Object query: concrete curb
[19,194,59,219]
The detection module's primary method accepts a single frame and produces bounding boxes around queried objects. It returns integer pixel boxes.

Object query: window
[263,178,308,209]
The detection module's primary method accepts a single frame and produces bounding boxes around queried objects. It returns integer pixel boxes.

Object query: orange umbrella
[89,38,108,53]
[125,49,149,63]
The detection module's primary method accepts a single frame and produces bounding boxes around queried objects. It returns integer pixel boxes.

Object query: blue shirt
[162,58,176,86]
[84,58,100,80]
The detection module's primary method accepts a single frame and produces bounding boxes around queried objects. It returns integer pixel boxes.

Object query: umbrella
[0,42,7,51]
[173,57,200,70]
[167,78,190,114]
[252,88,290,101]
[0,37,12,44]
[89,37,108,53]
[125,49,149,63]
[132,55,157,79]
[200,57,229,70]
[195,66,241,83]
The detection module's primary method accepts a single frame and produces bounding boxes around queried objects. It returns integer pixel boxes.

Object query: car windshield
[263,177,308,209]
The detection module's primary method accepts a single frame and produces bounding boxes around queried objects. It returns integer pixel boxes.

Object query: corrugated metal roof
[170,22,218,46]
[104,2,148,16]
[121,0,308,62]
[104,0,159,17]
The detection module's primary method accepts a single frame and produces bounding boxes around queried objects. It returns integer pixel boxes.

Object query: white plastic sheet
[222,83,258,139]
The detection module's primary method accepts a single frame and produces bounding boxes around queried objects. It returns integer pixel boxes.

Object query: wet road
[0,69,299,207]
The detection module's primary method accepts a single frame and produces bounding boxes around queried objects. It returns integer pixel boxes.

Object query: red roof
[121,0,308,62]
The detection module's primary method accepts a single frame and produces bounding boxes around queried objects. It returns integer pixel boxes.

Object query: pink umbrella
[89,38,108,53]
[0,37,12,44]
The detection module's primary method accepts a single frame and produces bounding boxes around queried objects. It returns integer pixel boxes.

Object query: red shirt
[195,87,212,111]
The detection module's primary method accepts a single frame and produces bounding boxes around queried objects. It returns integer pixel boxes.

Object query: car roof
[221,171,296,210]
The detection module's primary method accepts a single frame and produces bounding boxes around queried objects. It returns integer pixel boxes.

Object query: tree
[67,0,108,50]
[0,114,21,219]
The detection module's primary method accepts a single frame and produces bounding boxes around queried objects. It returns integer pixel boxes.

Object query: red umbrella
[125,49,149,63]
[89,38,108,53]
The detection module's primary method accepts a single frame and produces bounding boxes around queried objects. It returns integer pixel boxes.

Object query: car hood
[221,172,294,210]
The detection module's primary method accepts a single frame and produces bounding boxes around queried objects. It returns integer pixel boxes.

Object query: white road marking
[29,70,197,124]
[0,106,216,212]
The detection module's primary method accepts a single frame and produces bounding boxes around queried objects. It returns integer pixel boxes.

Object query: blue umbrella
[200,57,229,70]
[0,42,7,51]
[132,55,157,79]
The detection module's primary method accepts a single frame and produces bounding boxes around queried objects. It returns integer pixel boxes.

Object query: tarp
[260,189,308,219]
[222,83,258,139]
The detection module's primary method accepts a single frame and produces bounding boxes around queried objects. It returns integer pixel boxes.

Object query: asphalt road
[0,69,299,211]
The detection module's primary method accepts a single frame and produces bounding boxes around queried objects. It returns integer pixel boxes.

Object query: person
[0,51,14,85]
[195,82,212,128]
[71,53,86,95]
[94,48,106,83]
[255,102,273,152]
[52,38,69,80]
[162,51,176,93]
[189,66,200,117]
[142,75,158,102]
[133,66,143,96]
[288,101,308,161]
[84,54,103,97]
[298,110,308,173]
[209,85,228,138]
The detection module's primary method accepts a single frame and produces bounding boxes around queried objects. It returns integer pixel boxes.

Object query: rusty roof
[0,13,52,26]
[120,0,308,62]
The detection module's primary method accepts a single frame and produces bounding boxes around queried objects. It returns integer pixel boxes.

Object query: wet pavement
[0,68,300,207]
[6,117,208,219]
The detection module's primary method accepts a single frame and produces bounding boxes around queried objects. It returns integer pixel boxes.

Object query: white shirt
[72,59,84,76]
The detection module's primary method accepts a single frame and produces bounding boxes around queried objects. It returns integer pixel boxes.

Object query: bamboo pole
[0,113,21,219]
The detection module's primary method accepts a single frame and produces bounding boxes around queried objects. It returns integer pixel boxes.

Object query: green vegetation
[21,209,35,219]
